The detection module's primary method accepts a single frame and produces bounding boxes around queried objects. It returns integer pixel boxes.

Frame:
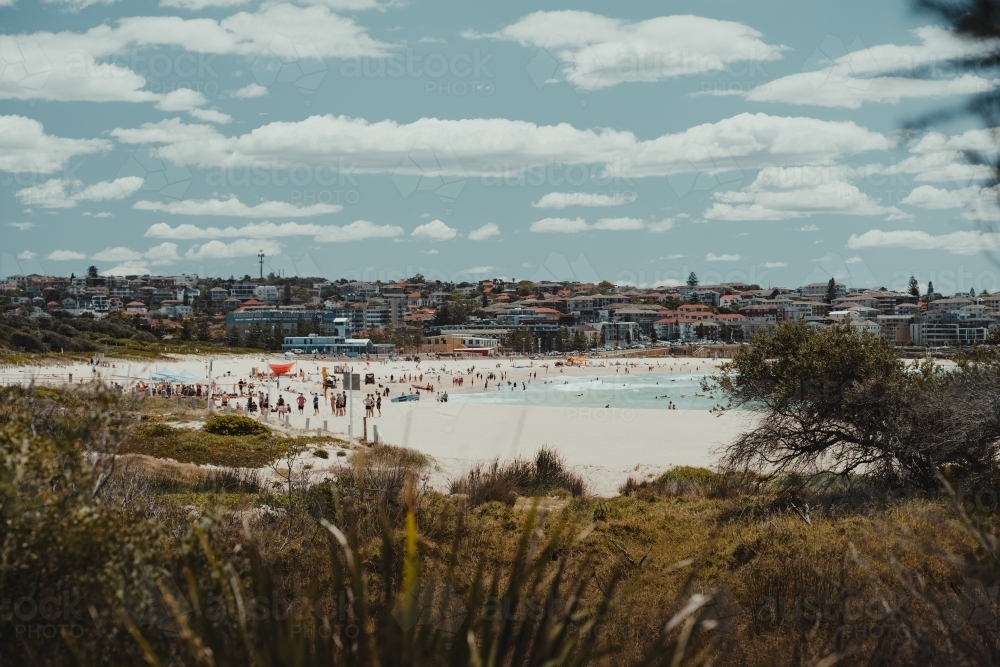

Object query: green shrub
[655,465,717,485]
[202,414,270,436]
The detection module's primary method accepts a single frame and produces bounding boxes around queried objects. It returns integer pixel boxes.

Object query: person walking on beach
[376,394,381,416]
[297,393,306,415]
[312,392,320,416]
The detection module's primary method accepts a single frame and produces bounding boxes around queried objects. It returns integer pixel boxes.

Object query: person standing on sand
[297,393,306,415]
[376,394,381,416]
[312,392,320,416]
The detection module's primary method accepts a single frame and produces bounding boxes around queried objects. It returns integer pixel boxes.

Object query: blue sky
[2,0,999,294]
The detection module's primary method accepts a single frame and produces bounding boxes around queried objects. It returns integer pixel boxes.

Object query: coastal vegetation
[7,317,1000,666]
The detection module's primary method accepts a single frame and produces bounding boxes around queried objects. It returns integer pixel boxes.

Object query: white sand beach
[0,353,752,495]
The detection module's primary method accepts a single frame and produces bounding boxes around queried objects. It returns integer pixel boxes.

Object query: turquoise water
[448,372,718,410]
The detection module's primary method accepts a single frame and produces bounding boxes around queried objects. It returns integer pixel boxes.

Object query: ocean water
[448,372,719,410]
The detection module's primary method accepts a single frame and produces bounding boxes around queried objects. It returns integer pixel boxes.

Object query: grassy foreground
[2,385,999,666]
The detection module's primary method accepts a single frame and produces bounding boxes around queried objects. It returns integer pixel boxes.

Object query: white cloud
[8,222,34,230]
[900,184,1000,220]
[16,176,144,208]
[846,229,1000,255]
[232,83,269,98]
[155,90,231,123]
[47,249,87,260]
[102,263,149,276]
[530,217,590,233]
[704,166,907,221]
[0,116,110,173]
[90,242,180,265]
[747,27,1000,108]
[764,261,787,268]
[411,219,457,241]
[532,191,631,208]
[844,256,864,264]
[17,250,36,260]
[421,249,439,255]
[593,217,645,231]
[108,112,891,179]
[82,211,113,218]
[185,239,282,259]
[884,128,997,185]
[144,242,182,263]
[461,265,495,274]
[529,216,673,233]
[469,11,785,90]
[91,247,141,262]
[799,224,819,231]
[156,88,207,112]
[188,108,233,124]
[295,0,386,9]
[647,219,676,233]
[42,0,119,11]
[1,4,387,104]
[145,220,402,242]
[706,252,741,261]
[665,254,686,259]
[160,0,250,10]
[134,197,342,217]
[468,222,500,241]
[314,220,403,242]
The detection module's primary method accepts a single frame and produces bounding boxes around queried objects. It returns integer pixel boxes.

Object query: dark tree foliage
[711,322,1000,490]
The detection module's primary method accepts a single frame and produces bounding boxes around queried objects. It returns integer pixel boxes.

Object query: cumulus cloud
[883,128,997,185]
[134,197,342,217]
[47,249,87,260]
[89,243,181,265]
[145,220,403,242]
[846,229,1000,255]
[8,222,35,230]
[313,220,404,242]
[532,191,632,208]
[592,217,645,231]
[530,216,675,233]
[900,184,1000,220]
[530,217,590,233]
[154,89,231,123]
[764,261,787,268]
[411,219,458,241]
[42,0,119,11]
[747,26,1000,109]
[17,250,36,260]
[16,176,144,208]
[160,0,250,10]
[468,11,785,90]
[232,83,268,98]
[703,166,908,221]
[0,4,387,104]
[468,222,500,241]
[185,239,282,259]
[746,27,999,108]
[706,252,741,261]
[103,262,151,276]
[108,113,891,179]
[0,115,110,173]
